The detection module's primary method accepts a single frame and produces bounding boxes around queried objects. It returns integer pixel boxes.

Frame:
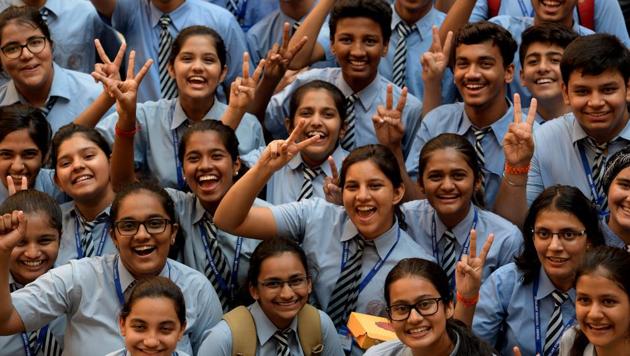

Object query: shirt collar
[117,255,170,291]
[193,197,207,225]
[150,0,188,31]
[461,99,513,140]
[392,5,440,40]
[335,73,381,111]
[249,301,299,346]
[41,0,60,16]
[288,145,347,175]
[570,113,630,144]
[536,266,576,302]
[341,219,400,258]
[433,203,476,245]
[449,330,461,356]
[70,203,111,222]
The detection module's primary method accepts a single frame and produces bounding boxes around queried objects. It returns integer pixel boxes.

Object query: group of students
[0,0,627,355]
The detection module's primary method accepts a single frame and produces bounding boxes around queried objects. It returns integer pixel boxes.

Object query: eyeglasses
[386,297,443,321]
[258,276,309,290]
[532,229,586,242]
[1,36,47,59]
[114,218,172,236]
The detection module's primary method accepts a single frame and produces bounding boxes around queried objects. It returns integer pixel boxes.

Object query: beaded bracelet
[115,124,140,138]
[456,291,479,307]
[504,163,530,175]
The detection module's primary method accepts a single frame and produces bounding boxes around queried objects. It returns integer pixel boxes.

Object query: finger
[287,36,308,60]
[430,26,442,53]
[134,58,153,84]
[526,98,538,128]
[20,176,27,191]
[479,233,495,264]
[286,118,306,143]
[513,346,522,356]
[328,156,339,181]
[252,59,265,83]
[296,133,321,150]
[94,39,111,64]
[15,210,26,236]
[112,42,127,69]
[281,22,290,50]
[6,176,15,196]
[513,93,522,124]
[469,229,478,260]
[126,50,136,81]
[242,52,250,80]
[443,31,453,57]
[386,84,393,110]
[396,87,408,113]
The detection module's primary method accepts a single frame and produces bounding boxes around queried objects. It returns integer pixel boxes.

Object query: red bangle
[456,291,479,307]
[115,124,139,138]
[504,163,530,175]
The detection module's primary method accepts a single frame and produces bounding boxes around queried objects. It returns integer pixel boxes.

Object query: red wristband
[456,291,479,307]
[115,124,139,138]
[504,163,530,175]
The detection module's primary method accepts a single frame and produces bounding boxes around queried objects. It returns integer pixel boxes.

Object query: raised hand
[0,211,25,254]
[372,84,406,148]
[455,229,494,299]
[92,39,125,87]
[258,119,321,172]
[263,22,308,83]
[503,94,537,168]
[229,52,265,111]
[6,176,27,196]
[421,26,453,83]
[323,156,342,205]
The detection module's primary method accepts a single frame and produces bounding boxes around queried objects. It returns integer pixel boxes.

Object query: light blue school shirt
[241,145,347,205]
[96,98,265,189]
[365,331,462,356]
[489,15,594,106]
[600,221,628,249]
[405,102,517,208]
[105,349,190,356]
[527,113,630,205]
[470,0,630,47]
[0,274,66,356]
[265,67,423,157]
[0,63,103,133]
[56,202,116,267]
[0,169,67,205]
[199,301,344,356]
[166,188,261,292]
[107,0,250,103]
[10,254,222,356]
[401,200,523,284]
[206,0,278,32]
[473,264,576,356]
[379,6,456,103]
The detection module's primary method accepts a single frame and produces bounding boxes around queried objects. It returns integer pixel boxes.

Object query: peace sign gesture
[421,26,453,83]
[455,229,494,299]
[323,156,342,205]
[257,119,321,173]
[503,94,537,169]
[373,84,406,149]
[92,39,126,89]
[263,22,308,83]
[6,176,27,196]
[228,52,265,111]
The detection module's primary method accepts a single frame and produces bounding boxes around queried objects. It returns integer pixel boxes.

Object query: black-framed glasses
[532,229,586,242]
[1,36,47,59]
[114,218,172,236]
[386,298,443,321]
[258,276,310,290]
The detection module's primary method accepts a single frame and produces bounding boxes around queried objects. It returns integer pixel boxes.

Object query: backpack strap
[488,0,501,18]
[297,304,324,356]
[577,0,595,30]
[224,306,257,356]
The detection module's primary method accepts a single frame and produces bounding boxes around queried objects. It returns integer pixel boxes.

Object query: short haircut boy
[453,21,517,68]
[561,33,630,85]
[329,0,393,44]
[519,23,578,67]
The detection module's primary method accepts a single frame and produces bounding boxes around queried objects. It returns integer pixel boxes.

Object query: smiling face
[576,271,630,351]
[533,209,589,290]
[0,128,43,190]
[182,130,240,213]
[9,211,59,285]
[120,296,186,356]
[249,252,312,329]
[532,0,577,26]
[111,191,178,280]
[288,89,345,167]
[168,34,226,102]
[331,17,388,92]
[0,20,53,95]
[342,160,404,240]
[388,276,453,353]
[608,167,630,240]
[521,42,565,105]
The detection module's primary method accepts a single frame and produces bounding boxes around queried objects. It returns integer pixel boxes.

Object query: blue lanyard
[431,209,479,266]
[169,102,186,190]
[74,215,109,258]
[578,144,608,218]
[517,0,535,17]
[113,256,172,305]
[532,277,573,356]
[341,228,400,293]
[20,327,48,356]
[198,224,243,296]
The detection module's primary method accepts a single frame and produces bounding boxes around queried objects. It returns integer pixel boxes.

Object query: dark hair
[570,246,630,356]
[329,0,392,45]
[119,276,186,325]
[418,133,485,208]
[110,181,177,226]
[453,21,517,68]
[168,25,226,68]
[515,185,605,284]
[288,80,347,126]
[339,145,406,229]
[247,237,309,288]
[0,103,52,162]
[178,120,239,164]
[384,258,497,356]
[0,189,61,235]
[50,123,111,168]
[0,5,52,45]
[603,145,630,194]
[519,23,578,67]
[561,34,630,85]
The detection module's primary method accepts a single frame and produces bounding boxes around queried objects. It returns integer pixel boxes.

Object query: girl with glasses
[0,181,223,355]
[199,237,344,355]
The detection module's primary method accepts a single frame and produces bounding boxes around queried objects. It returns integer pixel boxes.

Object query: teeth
[199,175,219,182]
[134,246,154,252]
[548,256,568,262]
[189,76,206,83]
[74,175,92,183]
[357,206,374,212]
[408,326,430,334]
[465,83,484,89]
[350,60,366,65]
[22,260,44,267]
[535,78,554,84]
[306,131,325,138]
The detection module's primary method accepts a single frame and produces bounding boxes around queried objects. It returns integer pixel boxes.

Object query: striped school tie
[202,216,231,311]
[291,21,301,37]
[226,0,240,17]
[392,22,415,88]
[327,236,367,328]
[78,213,109,258]
[473,126,492,187]
[273,329,292,356]
[585,138,609,212]
[441,231,458,283]
[297,165,322,201]
[158,15,177,100]
[544,290,569,356]
[341,94,358,151]
[39,7,50,25]
[39,96,58,118]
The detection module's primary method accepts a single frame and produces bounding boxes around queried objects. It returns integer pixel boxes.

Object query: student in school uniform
[0,6,104,133]
[0,181,223,355]
[199,237,344,355]
[0,191,65,356]
[494,34,630,227]
[89,0,250,103]
[405,21,520,208]
[600,146,630,250]
[266,0,423,160]
[214,137,434,355]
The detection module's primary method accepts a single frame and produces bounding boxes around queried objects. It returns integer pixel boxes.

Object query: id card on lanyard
[169,102,187,190]
[114,256,172,305]
[20,327,47,356]
[578,144,608,218]
[198,225,243,298]
[74,215,109,258]
[532,277,574,356]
